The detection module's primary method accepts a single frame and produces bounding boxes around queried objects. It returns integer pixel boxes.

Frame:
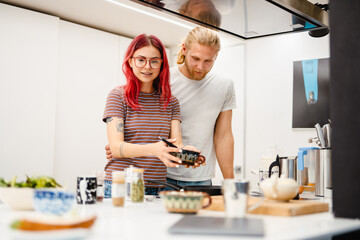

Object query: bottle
[112,171,125,207]
[96,170,105,202]
[125,165,134,201]
[131,168,144,203]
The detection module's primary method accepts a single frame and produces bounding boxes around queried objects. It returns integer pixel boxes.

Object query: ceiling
[133,0,329,39]
[0,0,243,47]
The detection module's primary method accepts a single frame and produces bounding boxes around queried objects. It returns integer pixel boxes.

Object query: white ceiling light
[106,0,194,30]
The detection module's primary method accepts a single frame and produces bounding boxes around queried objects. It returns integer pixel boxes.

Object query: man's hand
[182,145,206,169]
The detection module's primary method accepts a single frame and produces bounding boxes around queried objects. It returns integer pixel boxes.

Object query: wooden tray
[205,196,329,216]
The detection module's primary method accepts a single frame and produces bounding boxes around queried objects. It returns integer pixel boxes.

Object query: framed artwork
[292,58,330,128]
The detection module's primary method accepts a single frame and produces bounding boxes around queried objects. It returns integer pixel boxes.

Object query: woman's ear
[128,58,133,68]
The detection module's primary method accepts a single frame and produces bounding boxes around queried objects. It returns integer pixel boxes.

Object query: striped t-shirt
[103,86,181,188]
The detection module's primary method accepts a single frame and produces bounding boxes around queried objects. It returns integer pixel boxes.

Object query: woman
[103,34,194,196]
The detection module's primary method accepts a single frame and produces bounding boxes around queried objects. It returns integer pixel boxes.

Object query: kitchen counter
[1,198,360,240]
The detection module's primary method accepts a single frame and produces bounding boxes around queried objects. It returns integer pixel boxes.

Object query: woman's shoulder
[170,94,180,105]
[109,86,125,97]
[107,86,126,104]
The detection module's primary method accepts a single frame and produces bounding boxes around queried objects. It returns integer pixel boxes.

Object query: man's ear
[181,44,187,55]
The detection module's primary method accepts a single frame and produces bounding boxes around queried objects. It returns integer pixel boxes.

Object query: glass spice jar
[131,168,144,203]
[112,171,125,207]
[125,165,134,201]
[96,170,105,202]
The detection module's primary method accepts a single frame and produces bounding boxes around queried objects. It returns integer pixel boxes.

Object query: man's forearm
[214,134,234,179]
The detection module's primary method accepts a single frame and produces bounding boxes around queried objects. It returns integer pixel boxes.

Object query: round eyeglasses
[132,57,163,69]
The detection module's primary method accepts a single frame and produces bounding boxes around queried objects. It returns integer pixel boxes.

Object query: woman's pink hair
[122,34,171,110]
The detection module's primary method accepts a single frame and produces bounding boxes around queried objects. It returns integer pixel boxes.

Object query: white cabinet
[54,21,125,191]
[0,4,58,179]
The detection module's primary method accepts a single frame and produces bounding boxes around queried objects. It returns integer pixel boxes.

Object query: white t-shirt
[167,66,236,181]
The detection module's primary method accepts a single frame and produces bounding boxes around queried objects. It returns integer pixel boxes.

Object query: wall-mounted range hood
[131,0,329,39]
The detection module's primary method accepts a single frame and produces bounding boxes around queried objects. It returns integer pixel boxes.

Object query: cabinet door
[55,21,125,192]
[0,4,58,179]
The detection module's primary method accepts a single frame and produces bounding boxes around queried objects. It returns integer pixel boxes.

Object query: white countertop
[1,197,360,240]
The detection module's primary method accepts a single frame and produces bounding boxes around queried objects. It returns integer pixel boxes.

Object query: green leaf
[10,220,21,229]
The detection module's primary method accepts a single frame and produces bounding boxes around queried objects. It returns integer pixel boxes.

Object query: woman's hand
[182,145,206,169]
[105,144,112,160]
[151,139,182,167]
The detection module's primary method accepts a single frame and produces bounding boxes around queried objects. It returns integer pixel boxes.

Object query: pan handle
[146,180,183,191]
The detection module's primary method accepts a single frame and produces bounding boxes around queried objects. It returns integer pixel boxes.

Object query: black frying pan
[147,180,222,196]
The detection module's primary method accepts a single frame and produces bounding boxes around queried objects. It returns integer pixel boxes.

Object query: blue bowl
[33,189,75,215]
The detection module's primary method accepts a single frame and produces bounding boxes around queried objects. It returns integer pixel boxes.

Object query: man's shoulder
[210,71,233,82]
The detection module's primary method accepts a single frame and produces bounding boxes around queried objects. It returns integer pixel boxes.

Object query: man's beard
[184,60,207,80]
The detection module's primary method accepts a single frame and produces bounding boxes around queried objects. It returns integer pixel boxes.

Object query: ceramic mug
[159,191,211,213]
[76,176,97,204]
[170,149,206,166]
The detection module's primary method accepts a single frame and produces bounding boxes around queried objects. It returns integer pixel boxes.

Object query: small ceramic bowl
[170,149,206,165]
[0,187,34,210]
[33,189,75,215]
[260,175,299,201]
[160,191,211,213]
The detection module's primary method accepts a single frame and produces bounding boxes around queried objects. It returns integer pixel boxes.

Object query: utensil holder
[315,149,331,197]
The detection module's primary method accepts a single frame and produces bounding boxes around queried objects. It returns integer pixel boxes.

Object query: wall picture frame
[292,58,330,128]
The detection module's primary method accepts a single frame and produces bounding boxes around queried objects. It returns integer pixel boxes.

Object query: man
[106,26,235,186]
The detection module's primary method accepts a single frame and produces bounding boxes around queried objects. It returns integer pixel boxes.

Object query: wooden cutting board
[205,196,329,217]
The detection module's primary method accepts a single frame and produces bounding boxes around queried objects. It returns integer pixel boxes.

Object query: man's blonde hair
[177,27,221,65]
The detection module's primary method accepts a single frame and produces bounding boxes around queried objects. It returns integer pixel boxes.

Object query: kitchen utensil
[315,149,332,197]
[206,196,329,216]
[322,125,328,148]
[146,180,222,196]
[315,123,326,148]
[251,168,279,185]
[324,124,331,148]
[297,147,319,189]
[159,137,206,166]
[159,191,211,213]
[159,137,178,148]
[222,179,249,217]
[33,189,75,215]
[0,187,34,210]
[268,155,297,180]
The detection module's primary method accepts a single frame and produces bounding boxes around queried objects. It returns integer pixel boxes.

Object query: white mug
[76,176,97,204]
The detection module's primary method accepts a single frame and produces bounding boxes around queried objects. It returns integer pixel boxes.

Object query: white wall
[211,45,245,184]
[0,4,58,180]
[244,32,330,189]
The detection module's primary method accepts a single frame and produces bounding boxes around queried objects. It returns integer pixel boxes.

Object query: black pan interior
[147,180,222,196]
[184,185,222,196]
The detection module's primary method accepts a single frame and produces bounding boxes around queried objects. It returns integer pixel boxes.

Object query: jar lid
[112,171,125,182]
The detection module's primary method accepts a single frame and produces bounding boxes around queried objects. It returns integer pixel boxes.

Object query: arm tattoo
[116,121,124,133]
[106,117,113,123]
[119,142,126,158]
